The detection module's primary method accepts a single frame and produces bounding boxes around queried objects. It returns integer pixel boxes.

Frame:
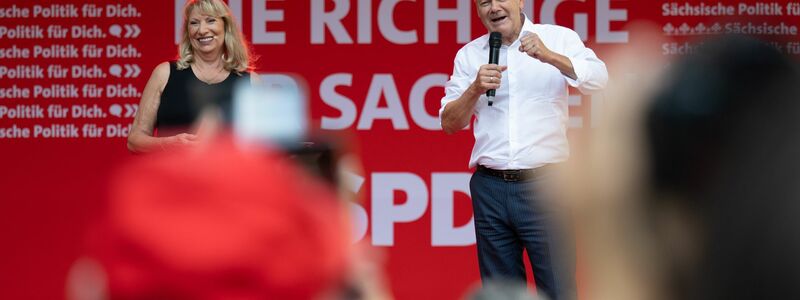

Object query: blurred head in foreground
[68,138,353,299]
[562,33,800,300]
[466,279,542,300]
[644,35,800,299]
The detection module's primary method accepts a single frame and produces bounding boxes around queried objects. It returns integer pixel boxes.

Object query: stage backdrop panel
[1,1,798,299]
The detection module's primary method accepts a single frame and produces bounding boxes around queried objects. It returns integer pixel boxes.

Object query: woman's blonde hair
[176,0,255,73]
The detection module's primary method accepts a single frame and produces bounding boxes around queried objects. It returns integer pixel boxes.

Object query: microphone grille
[489,32,502,46]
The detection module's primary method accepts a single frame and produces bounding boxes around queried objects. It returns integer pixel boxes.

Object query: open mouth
[197,36,214,44]
[491,16,507,24]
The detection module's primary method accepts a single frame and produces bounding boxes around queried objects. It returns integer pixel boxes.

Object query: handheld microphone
[487,32,502,106]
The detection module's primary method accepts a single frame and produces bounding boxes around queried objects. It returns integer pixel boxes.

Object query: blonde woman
[127,0,260,153]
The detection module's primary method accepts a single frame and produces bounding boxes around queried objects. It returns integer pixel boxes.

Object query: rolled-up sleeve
[561,29,608,94]
[439,48,473,124]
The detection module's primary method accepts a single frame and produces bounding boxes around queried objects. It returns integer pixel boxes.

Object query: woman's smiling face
[187,8,225,56]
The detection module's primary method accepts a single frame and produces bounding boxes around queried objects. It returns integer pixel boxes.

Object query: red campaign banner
[0,1,798,299]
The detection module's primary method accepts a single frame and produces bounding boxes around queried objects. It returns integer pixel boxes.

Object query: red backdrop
[1,0,798,299]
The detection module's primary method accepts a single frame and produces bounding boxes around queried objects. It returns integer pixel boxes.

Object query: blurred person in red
[65,134,389,299]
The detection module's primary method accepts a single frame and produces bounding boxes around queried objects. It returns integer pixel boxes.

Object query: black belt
[476,165,549,182]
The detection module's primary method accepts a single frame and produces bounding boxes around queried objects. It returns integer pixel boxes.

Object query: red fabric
[90,138,351,299]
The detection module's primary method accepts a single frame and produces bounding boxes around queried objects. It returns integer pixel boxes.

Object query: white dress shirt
[440,17,608,170]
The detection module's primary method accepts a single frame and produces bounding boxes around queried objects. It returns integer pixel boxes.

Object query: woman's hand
[161,133,199,150]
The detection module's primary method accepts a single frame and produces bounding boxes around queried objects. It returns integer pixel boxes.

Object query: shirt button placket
[507,53,517,168]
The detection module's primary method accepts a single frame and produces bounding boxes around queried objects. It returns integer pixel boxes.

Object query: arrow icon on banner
[123,64,141,78]
[124,104,138,118]
[123,24,141,38]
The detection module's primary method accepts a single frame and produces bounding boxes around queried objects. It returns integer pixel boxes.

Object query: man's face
[476,0,524,43]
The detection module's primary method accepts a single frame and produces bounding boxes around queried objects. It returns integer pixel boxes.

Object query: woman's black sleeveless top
[156,61,251,130]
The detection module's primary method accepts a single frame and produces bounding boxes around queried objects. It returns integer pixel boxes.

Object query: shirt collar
[481,14,536,49]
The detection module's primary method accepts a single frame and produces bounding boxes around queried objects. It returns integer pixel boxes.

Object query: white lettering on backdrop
[174,0,629,44]
[351,172,475,246]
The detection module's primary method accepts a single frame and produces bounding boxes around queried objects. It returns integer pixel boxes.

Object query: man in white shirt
[439,1,607,299]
